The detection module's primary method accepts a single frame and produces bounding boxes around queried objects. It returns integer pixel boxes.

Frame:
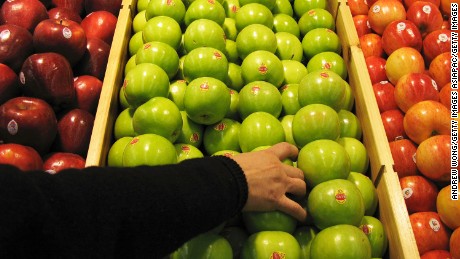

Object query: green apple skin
[241,50,284,88]
[238,81,282,120]
[251,145,294,165]
[235,3,274,31]
[123,63,170,108]
[132,97,183,143]
[132,10,148,34]
[183,19,227,54]
[306,51,348,80]
[171,232,233,259]
[302,28,341,61]
[124,54,137,77]
[219,226,249,259]
[226,89,241,121]
[118,86,130,110]
[339,81,355,111]
[359,216,388,258]
[298,139,351,188]
[223,18,238,41]
[129,31,144,57]
[239,0,276,10]
[168,79,187,110]
[222,0,240,19]
[184,77,231,125]
[142,16,182,50]
[338,109,363,139]
[298,8,335,37]
[203,118,241,155]
[238,112,286,152]
[273,13,300,38]
[184,0,226,26]
[145,0,186,24]
[135,41,180,80]
[293,0,327,18]
[280,115,297,146]
[242,211,297,234]
[348,172,378,216]
[275,32,303,62]
[280,83,301,115]
[176,55,186,80]
[282,60,308,85]
[107,137,133,167]
[183,47,229,83]
[226,63,244,91]
[292,104,341,148]
[273,0,294,15]
[309,224,372,259]
[122,134,178,167]
[175,143,204,162]
[241,231,301,259]
[307,179,365,230]
[114,108,136,140]
[137,0,151,12]
[298,69,346,111]
[337,137,369,174]
[175,111,204,147]
[236,24,277,60]
[293,226,318,259]
[224,40,240,64]
[212,150,240,157]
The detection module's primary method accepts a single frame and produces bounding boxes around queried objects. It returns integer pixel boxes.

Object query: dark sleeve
[0,155,248,258]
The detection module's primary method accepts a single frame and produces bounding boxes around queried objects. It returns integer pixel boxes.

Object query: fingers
[287,177,307,197]
[277,195,308,222]
[283,164,304,180]
[267,142,299,161]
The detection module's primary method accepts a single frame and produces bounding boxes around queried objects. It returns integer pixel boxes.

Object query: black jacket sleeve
[0,155,248,258]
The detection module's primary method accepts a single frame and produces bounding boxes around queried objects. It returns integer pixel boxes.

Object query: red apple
[19,52,76,111]
[410,211,450,255]
[47,7,82,23]
[372,80,398,112]
[368,0,407,35]
[80,10,117,45]
[406,1,443,37]
[353,15,372,37]
[73,75,103,114]
[53,108,94,157]
[422,29,451,65]
[359,33,384,58]
[365,56,388,84]
[0,63,20,105]
[43,151,86,174]
[439,0,450,17]
[389,138,419,178]
[0,96,58,155]
[33,18,87,66]
[0,143,43,171]
[84,0,122,16]
[74,37,110,80]
[438,82,451,110]
[0,0,48,32]
[381,19,422,56]
[416,134,451,182]
[403,0,440,8]
[429,52,451,89]
[400,175,438,213]
[381,109,407,142]
[394,72,440,112]
[386,47,425,85]
[51,0,84,15]
[451,227,460,259]
[348,0,369,16]
[436,185,460,230]
[420,250,452,259]
[0,24,34,72]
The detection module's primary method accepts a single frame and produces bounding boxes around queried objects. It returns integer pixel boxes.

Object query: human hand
[230,142,307,222]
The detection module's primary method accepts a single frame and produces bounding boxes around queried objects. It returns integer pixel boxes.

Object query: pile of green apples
[107,0,389,257]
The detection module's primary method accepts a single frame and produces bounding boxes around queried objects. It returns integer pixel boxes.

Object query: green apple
[137,0,151,12]
[171,232,233,259]
[238,111,285,152]
[132,97,183,142]
[292,104,341,148]
[306,51,348,80]
[239,0,276,10]
[124,54,137,77]
[122,134,177,166]
[242,211,297,234]
[251,145,294,165]
[220,226,249,259]
[338,109,363,139]
[182,47,229,83]
[212,150,240,157]
[293,226,318,259]
[307,179,365,229]
[223,18,238,41]
[298,69,346,111]
[135,41,180,80]
[222,0,240,19]
[309,224,372,259]
[298,8,335,37]
[168,79,187,110]
[337,137,369,174]
[123,63,170,108]
[298,139,351,187]
[275,32,303,62]
[241,50,284,88]
[293,0,327,17]
[175,143,204,162]
[203,118,241,155]
[132,10,148,33]
[176,55,186,80]
[236,24,277,60]
[235,3,274,31]
[302,28,341,61]
[226,63,244,91]
[142,15,182,50]
[280,115,297,146]
[282,60,308,85]
[241,231,301,259]
[114,107,136,140]
[273,0,294,15]
[145,0,186,24]
[226,89,240,121]
[129,31,144,57]
[273,13,300,38]
[175,111,204,147]
[238,81,282,120]
[118,86,130,110]
[359,216,388,258]
[184,0,226,26]
[347,172,378,216]
[184,77,231,125]
[224,40,240,64]
[183,19,227,54]
[107,137,133,167]
[280,83,301,115]
[339,81,355,111]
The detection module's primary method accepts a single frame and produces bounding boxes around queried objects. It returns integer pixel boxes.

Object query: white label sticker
[62,27,72,39]
[7,120,18,135]
[431,79,438,91]
[45,169,57,175]
[0,29,10,43]
[397,22,406,31]
[402,187,413,199]
[380,80,389,84]
[373,5,381,13]
[19,72,25,85]
[429,218,441,232]
[422,5,431,14]
[438,33,448,42]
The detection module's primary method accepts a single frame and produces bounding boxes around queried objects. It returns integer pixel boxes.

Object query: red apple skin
[403,0,440,8]
[0,24,34,72]
[439,0,450,17]
[438,82,451,110]
[353,15,372,37]
[0,63,20,105]
[359,33,385,58]
[389,139,418,178]
[394,72,440,113]
[429,52,451,89]
[372,80,398,112]
[74,37,110,80]
[381,109,407,142]
[406,1,443,37]
[410,211,451,255]
[422,29,451,65]
[420,250,452,259]
[368,0,407,35]
[19,52,76,111]
[84,0,122,16]
[51,0,84,15]
[0,143,43,171]
[450,227,460,259]
[400,175,438,214]
[33,18,87,66]
[365,56,388,84]
[381,19,422,56]
[0,97,58,155]
[416,134,451,182]
[47,7,82,23]
[348,0,369,16]
[437,185,460,230]
[80,10,117,45]
[0,0,49,32]
[73,75,103,115]
[53,108,94,157]
[42,151,85,174]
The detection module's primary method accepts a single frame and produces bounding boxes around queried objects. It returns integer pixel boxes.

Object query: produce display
[350,0,458,257]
